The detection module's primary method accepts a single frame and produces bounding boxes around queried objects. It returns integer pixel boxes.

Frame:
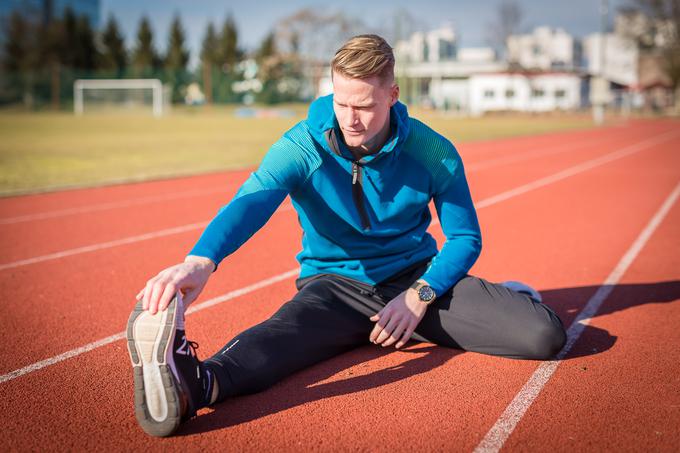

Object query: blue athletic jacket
[189,95,482,296]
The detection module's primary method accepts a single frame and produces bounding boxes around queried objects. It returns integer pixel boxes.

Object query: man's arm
[138,136,315,313]
[370,148,481,348]
[419,151,482,296]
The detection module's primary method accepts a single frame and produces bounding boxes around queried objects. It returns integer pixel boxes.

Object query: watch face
[418,286,435,302]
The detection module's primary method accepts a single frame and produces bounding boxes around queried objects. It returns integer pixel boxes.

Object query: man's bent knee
[520,322,567,360]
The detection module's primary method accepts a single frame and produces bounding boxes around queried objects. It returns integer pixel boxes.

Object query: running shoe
[500,280,543,303]
[126,293,213,437]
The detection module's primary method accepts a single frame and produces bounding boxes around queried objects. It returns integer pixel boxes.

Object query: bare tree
[486,0,523,57]
[274,7,365,63]
[630,0,680,108]
[272,8,366,98]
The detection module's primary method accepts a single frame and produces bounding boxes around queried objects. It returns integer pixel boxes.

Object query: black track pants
[204,259,567,402]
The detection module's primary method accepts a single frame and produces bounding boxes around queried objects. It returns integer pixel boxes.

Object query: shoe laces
[188,340,199,357]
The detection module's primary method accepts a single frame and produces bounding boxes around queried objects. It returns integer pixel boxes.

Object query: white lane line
[0,269,299,384]
[0,186,232,225]
[475,129,680,209]
[465,137,611,172]
[474,180,680,453]
[0,131,677,383]
[0,222,209,271]
[0,203,294,271]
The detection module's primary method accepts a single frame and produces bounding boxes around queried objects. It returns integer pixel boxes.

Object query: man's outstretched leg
[203,276,376,402]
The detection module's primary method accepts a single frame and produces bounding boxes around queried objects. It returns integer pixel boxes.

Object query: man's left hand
[369,287,429,349]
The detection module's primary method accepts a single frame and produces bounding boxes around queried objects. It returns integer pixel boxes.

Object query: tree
[1,12,38,106]
[255,32,304,104]
[634,0,680,108]
[131,16,161,77]
[273,8,365,99]
[200,22,219,104]
[213,14,244,103]
[74,14,98,72]
[164,14,190,103]
[486,0,523,58]
[218,14,242,72]
[41,15,67,109]
[100,14,127,77]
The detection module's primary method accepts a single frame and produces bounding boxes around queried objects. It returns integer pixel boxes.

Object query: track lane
[1,121,678,450]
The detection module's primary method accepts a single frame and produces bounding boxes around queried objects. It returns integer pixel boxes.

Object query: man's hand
[136,255,215,315]
[369,285,430,349]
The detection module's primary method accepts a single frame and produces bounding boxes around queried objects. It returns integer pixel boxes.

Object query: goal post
[73,79,165,117]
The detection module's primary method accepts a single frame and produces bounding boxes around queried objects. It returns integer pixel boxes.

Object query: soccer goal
[73,79,167,117]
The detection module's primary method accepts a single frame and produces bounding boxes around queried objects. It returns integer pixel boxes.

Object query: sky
[101,0,631,68]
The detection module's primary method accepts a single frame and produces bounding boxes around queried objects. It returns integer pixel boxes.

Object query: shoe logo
[176,335,193,356]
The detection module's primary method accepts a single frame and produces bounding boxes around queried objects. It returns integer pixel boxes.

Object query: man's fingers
[157,283,178,312]
[395,325,416,349]
[369,310,390,342]
[135,289,144,301]
[369,307,384,322]
[375,317,401,344]
[382,321,409,347]
[148,280,167,315]
[142,279,156,311]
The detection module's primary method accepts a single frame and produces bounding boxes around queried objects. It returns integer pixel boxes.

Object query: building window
[484,89,495,99]
[505,89,515,98]
[555,89,566,98]
[531,88,545,98]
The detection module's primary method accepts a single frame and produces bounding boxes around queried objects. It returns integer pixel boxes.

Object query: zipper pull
[352,162,359,184]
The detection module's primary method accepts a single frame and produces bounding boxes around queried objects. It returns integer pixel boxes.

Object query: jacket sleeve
[419,149,482,296]
[187,136,311,268]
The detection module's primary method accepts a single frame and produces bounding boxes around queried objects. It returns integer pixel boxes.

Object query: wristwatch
[410,280,436,305]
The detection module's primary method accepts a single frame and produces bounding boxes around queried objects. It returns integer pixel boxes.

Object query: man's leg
[375,261,567,360]
[204,275,376,403]
[416,276,567,359]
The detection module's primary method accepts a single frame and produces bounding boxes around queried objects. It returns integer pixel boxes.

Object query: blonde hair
[331,34,395,84]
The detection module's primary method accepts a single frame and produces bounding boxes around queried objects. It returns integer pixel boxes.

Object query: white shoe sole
[126,297,182,437]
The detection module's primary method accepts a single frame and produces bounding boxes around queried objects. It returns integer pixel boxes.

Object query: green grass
[0,105,597,195]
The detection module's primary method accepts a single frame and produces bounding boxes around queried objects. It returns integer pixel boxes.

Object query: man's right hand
[136,255,216,315]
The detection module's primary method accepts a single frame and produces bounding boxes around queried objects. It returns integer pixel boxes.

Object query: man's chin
[343,136,366,148]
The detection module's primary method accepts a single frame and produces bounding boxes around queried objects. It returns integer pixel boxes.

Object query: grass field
[0,105,599,195]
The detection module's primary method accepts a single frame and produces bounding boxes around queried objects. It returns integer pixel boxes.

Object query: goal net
[73,79,168,117]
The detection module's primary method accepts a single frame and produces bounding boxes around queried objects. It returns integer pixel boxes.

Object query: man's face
[332,71,399,149]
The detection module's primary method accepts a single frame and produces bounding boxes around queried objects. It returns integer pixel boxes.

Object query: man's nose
[346,108,359,126]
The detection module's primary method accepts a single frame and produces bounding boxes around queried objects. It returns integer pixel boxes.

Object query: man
[127,35,567,437]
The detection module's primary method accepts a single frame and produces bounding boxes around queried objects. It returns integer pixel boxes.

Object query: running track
[0,119,678,451]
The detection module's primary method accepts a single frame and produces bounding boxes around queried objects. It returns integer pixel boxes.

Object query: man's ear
[390,84,400,106]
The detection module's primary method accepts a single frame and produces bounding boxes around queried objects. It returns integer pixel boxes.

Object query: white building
[507,27,579,70]
[468,72,584,116]
[319,25,586,115]
[399,53,505,111]
[395,25,457,63]
[583,33,639,87]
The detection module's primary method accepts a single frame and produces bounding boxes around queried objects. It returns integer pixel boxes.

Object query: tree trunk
[51,61,61,110]
[203,62,213,105]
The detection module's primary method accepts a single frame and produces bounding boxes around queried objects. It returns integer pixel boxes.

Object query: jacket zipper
[351,161,371,231]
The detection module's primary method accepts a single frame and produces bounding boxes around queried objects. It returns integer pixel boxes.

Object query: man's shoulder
[275,121,322,156]
[403,117,459,160]
[263,120,323,176]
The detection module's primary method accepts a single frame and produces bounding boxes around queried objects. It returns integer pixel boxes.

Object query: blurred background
[0,0,678,195]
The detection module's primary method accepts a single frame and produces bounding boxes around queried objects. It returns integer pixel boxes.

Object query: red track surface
[0,119,678,451]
